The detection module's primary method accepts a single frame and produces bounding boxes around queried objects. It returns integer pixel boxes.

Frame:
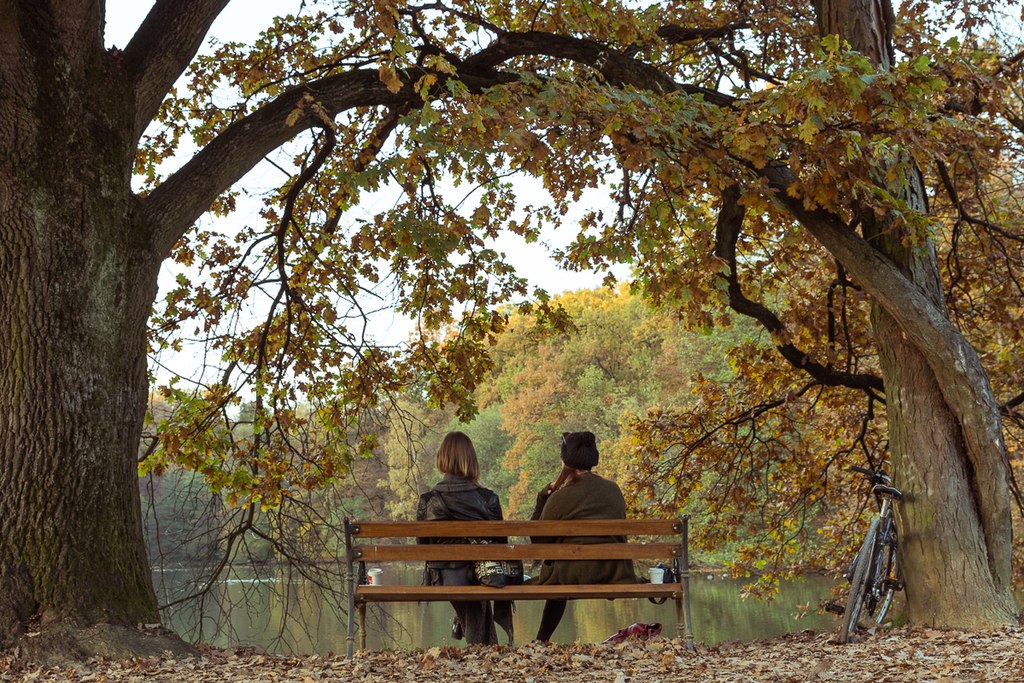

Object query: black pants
[535,599,567,642]
[434,566,499,645]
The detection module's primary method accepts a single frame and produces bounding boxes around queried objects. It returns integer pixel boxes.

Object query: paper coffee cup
[649,567,665,584]
[367,568,383,585]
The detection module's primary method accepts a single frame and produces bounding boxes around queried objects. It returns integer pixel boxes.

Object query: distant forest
[140,285,755,573]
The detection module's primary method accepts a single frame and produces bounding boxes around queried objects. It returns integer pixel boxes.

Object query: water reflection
[159,566,839,654]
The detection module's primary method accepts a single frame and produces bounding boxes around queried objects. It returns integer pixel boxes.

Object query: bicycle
[838,465,904,643]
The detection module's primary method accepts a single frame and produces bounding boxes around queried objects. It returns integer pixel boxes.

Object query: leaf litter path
[4,627,1024,682]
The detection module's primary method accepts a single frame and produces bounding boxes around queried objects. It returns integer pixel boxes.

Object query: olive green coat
[529,472,638,586]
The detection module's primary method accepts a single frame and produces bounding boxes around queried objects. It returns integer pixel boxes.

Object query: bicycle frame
[866,486,901,605]
[839,467,904,643]
[874,491,897,557]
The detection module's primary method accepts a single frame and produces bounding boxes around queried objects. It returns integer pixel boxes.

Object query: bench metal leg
[358,602,367,650]
[346,606,354,659]
[679,579,695,650]
[680,516,695,650]
[346,599,356,659]
[345,519,356,659]
[675,593,684,639]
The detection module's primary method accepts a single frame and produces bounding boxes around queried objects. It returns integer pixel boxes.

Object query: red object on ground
[601,622,663,644]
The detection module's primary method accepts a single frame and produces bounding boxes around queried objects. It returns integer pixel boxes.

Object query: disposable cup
[367,568,383,585]
[649,567,665,584]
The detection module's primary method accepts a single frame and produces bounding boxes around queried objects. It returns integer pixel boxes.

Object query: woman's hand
[537,482,555,503]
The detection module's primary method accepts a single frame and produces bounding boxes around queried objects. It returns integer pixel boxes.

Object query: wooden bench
[343,517,694,656]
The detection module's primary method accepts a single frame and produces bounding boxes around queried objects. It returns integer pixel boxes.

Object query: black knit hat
[561,431,599,469]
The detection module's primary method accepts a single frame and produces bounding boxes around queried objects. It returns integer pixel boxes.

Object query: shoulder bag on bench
[470,539,524,588]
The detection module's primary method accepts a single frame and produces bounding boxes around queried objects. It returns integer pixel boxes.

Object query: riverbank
[3,626,1023,682]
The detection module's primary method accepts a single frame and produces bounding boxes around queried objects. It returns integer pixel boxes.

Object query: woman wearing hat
[529,430,637,641]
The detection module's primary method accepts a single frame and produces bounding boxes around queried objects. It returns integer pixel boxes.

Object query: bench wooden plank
[354,542,680,561]
[351,519,680,538]
[355,583,682,602]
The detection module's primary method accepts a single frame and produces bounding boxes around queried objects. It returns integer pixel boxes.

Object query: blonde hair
[436,431,480,483]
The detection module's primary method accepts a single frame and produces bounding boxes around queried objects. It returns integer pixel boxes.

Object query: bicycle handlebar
[849,465,894,488]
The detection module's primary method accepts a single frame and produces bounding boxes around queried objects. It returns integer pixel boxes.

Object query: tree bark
[873,310,1016,625]
[816,0,1016,626]
[0,2,189,659]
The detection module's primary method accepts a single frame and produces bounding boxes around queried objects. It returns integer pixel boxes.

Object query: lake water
[158,566,842,654]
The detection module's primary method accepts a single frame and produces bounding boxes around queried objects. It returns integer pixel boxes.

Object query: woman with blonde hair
[416,431,512,644]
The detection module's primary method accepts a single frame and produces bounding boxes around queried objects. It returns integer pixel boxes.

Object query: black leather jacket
[416,474,504,568]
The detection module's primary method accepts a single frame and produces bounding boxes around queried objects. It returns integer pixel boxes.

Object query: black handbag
[471,541,525,588]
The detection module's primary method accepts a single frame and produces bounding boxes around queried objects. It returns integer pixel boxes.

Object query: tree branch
[1002,391,1024,412]
[140,24,737,257]
[656,21,751,44]
[460,31,735,106]
[123,0,231,140]
[714,186,884,393]
[140,69,413,257]
[400,4,736,105]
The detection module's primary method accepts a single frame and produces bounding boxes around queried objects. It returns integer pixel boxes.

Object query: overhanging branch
[141,69,412,257]
[460,31,735,106]
[714,186,883,394]
[140,23,737,258]
[656,21,751,44]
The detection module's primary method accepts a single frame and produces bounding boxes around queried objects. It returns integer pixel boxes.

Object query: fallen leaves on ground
[3,627,1024,682]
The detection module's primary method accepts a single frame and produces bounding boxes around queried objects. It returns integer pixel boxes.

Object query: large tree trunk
[874,309,1017,625]
[0,3,190,661]
[819,0,1017,626]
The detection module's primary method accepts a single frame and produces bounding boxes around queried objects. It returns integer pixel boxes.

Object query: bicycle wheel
[839,518,880,643]
[871,538,900,625]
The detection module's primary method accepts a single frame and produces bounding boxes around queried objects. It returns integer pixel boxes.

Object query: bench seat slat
[355,583,681,602]
[352,520,679,538]
[355,542,679,561]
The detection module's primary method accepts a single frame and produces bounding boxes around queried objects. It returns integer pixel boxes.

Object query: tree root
[9,623,198,667]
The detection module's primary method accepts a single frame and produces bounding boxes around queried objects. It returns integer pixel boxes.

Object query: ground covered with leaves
[3,627,1024,682]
